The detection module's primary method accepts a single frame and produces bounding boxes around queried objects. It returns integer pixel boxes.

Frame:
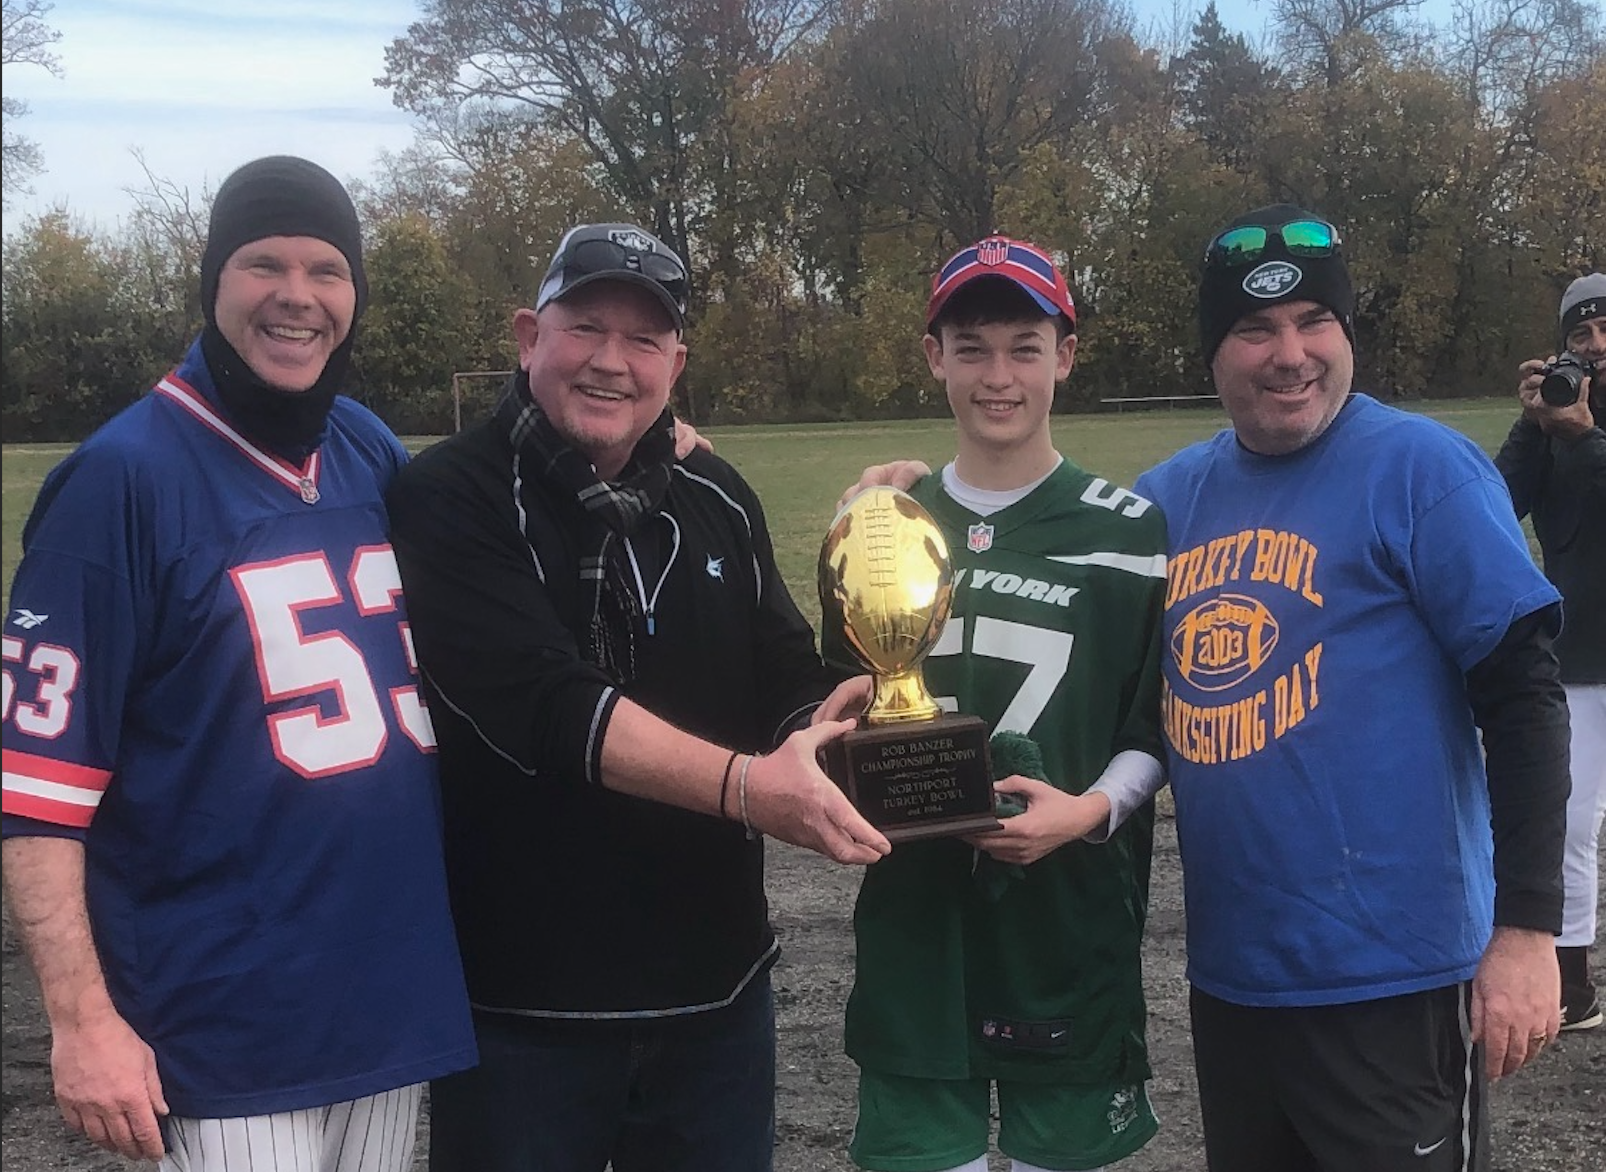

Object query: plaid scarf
[497,370,676,682]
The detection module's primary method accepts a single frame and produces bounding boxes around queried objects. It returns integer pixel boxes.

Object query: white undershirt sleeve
[1084,749,1166,843]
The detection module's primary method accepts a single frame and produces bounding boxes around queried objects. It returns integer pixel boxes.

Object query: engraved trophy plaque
[818,487,999,843]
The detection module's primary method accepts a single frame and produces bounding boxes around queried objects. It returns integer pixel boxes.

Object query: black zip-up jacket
[1495,408,1606,684]
[387,415,837,1018]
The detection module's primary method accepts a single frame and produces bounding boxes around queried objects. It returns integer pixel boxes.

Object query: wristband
[718,750,741,820]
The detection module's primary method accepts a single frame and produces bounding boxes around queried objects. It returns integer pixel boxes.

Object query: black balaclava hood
[199,156,368,458]
[1198,203,1355,364]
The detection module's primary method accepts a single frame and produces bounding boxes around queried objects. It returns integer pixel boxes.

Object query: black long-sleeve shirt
[388,419,837,1017]
[1495,411,1606,684]
[1466,604,1571,932]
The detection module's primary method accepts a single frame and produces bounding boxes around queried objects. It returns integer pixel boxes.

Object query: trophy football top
[818,487,954,723]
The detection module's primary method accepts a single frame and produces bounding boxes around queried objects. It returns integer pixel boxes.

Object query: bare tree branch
[1,0,64,200]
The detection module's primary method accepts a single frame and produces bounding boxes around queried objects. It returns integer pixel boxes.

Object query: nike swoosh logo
[1414,1137,1447,1156]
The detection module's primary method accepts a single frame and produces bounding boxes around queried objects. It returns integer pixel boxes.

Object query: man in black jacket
[1496,272,1606,1033]
[387,223,889,1172]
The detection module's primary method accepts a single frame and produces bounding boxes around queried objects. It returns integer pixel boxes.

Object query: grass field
[9,397,1597,1172]
[1,397,1525,623]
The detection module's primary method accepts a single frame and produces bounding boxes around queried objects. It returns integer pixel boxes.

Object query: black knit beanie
[1198,203,1355,363]
[1559,273,1606,348]
[197,156,366,459]
[200,155,367,324]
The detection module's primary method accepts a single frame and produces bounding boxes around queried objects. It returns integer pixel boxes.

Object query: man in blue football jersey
[1,156,478,1171]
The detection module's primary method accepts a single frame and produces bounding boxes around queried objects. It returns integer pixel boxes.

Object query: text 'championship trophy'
[818,487,999,843]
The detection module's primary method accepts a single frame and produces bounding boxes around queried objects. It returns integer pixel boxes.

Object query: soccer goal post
[451,370,515,432]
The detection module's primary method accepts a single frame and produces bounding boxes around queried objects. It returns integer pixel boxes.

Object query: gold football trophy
[818,487,999,842]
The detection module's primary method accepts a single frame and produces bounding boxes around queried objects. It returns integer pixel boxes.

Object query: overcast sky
[3,0,1446,232]
[4,0,422,230]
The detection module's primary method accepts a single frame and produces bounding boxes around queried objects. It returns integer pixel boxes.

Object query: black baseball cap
[535,223,689,332]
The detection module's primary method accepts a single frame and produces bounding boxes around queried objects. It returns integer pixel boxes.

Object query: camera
[1539,352,1597,406]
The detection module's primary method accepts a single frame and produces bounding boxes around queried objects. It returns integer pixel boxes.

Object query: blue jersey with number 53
[0,339,475,1119]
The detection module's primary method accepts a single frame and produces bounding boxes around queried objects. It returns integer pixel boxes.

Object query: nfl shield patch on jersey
[967,522,994,553]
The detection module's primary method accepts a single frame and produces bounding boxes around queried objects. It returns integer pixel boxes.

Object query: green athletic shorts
[848,1069,1159,1171]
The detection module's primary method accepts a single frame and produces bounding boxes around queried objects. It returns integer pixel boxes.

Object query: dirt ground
[4,813,1601,1171]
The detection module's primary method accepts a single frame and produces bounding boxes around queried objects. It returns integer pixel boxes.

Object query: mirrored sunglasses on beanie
[1196,206,1355,362]
[1205,218,1342,268]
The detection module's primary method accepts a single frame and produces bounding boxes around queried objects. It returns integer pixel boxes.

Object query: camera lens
[1539,364,1584,407]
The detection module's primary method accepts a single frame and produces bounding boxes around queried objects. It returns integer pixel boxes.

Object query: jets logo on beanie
[199,155,367,326]
[1198,203,1355,363]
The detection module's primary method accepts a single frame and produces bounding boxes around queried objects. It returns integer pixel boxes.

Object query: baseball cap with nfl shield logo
[535,223,690,333]
[926,235,1077,331]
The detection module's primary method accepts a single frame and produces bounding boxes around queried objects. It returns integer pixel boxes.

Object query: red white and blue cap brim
[927,238,1076,329]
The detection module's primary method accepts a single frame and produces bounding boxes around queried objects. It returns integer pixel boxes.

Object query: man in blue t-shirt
[1131,204,1570,1172]
[845,206,1572,1172]
[1,157,477,1171]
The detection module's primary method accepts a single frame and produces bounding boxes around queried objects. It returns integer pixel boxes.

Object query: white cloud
[4,0,423,229]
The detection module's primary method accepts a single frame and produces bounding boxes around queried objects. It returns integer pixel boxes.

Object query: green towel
[974,730,1045,900]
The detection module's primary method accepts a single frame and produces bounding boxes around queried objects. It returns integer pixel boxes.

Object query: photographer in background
[1496,272,1606,1033]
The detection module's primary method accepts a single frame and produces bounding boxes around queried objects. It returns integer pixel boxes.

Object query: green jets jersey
[842,460,1168,1085]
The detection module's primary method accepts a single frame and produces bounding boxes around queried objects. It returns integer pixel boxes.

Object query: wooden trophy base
[820,713,1000,843]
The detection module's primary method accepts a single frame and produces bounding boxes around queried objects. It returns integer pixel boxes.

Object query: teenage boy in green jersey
[824,237,1168,1172]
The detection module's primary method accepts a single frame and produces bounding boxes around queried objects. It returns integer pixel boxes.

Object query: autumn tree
[1172,2,1285,175]
[1272,0,1426,86]
[826,0,1126,242]
[357,212,486,434]
[378,0,830,294]
[118,150,210,352]
[1441,0,1600,118]
[1,213,171,439]
[994,35,1248,402]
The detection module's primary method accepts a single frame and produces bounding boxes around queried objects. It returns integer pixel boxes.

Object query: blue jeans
[428,975,776,1172]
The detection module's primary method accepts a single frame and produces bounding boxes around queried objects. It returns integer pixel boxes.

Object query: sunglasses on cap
[560,237,689,297]
[1205,219,1341,268]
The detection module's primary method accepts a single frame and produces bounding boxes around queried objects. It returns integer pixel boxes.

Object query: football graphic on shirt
[1170,593,1280,691]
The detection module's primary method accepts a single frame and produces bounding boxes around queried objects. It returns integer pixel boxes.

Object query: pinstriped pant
[1560,684,1606,946]
[159,1083,423,1172]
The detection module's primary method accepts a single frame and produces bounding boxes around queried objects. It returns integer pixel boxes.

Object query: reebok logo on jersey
[10,609,48,629]
[706,555,725,581]
[963,568,1079,608]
